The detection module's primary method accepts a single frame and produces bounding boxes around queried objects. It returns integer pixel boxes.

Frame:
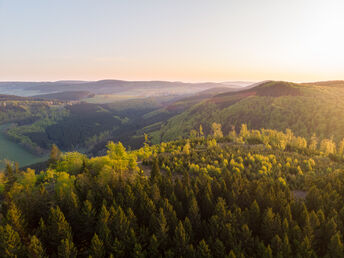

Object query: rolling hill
[0,80,250,98]
[33,91,94,101]
[148,81,344,143]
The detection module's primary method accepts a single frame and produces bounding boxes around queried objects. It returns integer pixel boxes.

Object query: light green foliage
[211,122,223,138]
[55,172,76,198]
[107,142,137,171]
[18,168,37,189]
[55,152,87,175]
[338,138,344,156]
[0,173,5,194]
[183,140,191,155]
[320,138,336,155]
[207,138,217,148]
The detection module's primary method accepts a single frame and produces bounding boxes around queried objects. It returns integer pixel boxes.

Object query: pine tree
[328,232,344,258]
[112,238,125,257]
[6,202,26,239]
[90,233,105,258]
[148,234,160,258]
[110,206,130,241]
[228,250,236,258]
[49,144,61,166]
[57,238,77,258]
[213,238,225,258]
[183,217,193,243]
[174,221,189,257]
[132,243,145,258]
[151,208,168,245]
[196,239,212,258]
[240,224,253,254]
[281,234,291,257]
[262,208,275,243]
[4,161,15,187]
[200,191,214,220]
[271,235,282,256]
[80,200,96,240]
[0,224,24,258]
[300,236,314,258]
[150,183,161,203]
[47,206,73,250]
[97,204,111,248]
[263,245,273,258]
[37,218,48,246]
[150,158,161,182]
[28,235,46,258]
[188,195,201,229]
[249,200,260,234]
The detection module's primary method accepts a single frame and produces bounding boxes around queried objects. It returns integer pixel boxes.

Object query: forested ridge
[153,81,344,144]
[1,125,344,257]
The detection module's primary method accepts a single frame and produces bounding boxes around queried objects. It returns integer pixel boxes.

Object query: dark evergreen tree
[90,233,105,258]
[28,235,46,258]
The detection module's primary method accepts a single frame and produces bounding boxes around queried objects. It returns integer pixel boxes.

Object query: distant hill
[34,91,94,101]
[221,81,255,87]
[0,94,39,101]
[196,86,240,96]
[301,80,344,87]
[164,86,241,112]
[0,80,249,97]
[148,80,344,143]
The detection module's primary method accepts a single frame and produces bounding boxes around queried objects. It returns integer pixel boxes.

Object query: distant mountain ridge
[33,91,94,101]
[0,80,255,97]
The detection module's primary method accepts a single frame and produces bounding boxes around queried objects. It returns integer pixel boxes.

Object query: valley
[1,80,344,169]
[0,124,47,168]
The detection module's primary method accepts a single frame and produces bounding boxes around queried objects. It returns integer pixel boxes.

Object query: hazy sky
[0,0,343,82]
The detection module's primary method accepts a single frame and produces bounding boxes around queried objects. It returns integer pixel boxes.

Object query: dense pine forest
[1,124,344,257]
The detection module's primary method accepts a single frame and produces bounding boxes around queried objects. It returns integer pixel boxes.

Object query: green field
[0,124,47,168]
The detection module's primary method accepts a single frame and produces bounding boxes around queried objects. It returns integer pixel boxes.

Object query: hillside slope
[151,81,344,143]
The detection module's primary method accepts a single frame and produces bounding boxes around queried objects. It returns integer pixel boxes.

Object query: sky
[0,0,344,82]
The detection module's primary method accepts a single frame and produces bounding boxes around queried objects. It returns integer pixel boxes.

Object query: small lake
[0,124,47,169]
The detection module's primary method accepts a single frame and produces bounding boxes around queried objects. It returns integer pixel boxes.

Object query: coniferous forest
[1,124,344,257]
